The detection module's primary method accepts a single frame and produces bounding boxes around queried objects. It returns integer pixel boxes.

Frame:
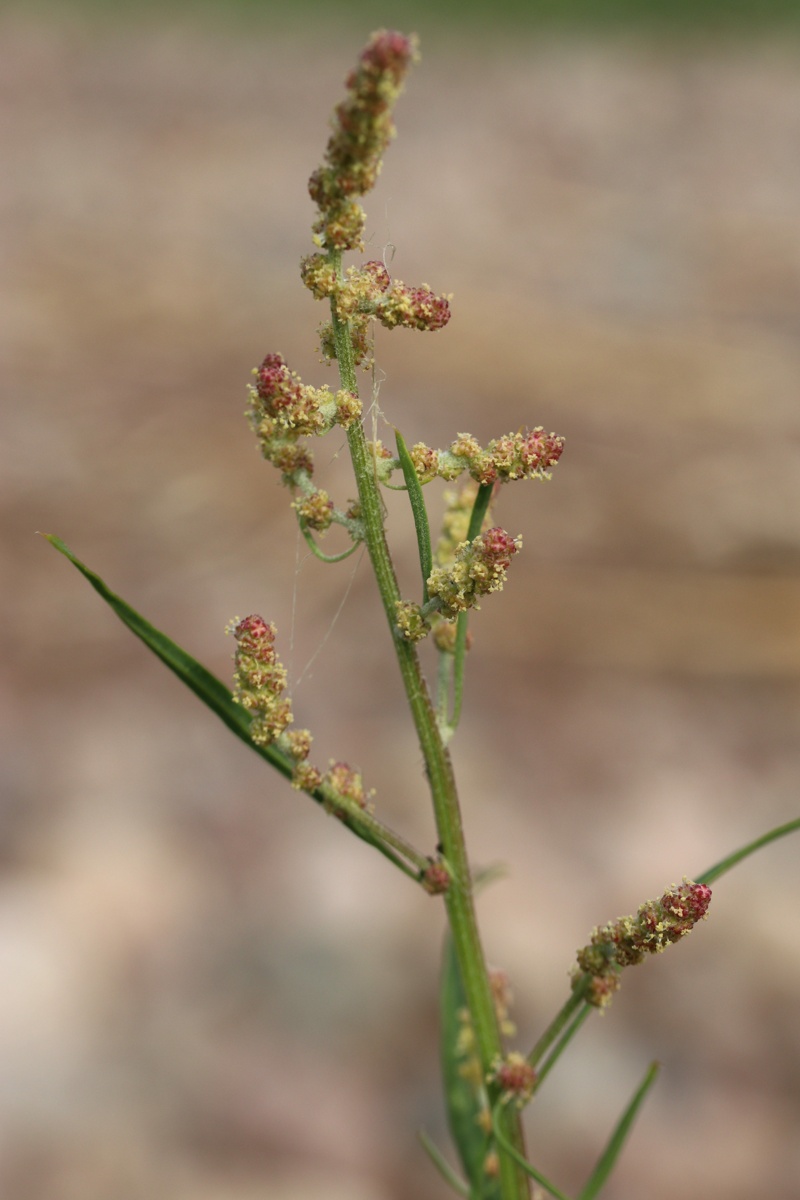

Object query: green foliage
[440,935,501,1199]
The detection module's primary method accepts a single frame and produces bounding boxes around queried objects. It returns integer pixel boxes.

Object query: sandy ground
[2,9,800,1199]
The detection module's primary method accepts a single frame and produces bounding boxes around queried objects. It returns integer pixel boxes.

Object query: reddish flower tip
[359,30,418,78]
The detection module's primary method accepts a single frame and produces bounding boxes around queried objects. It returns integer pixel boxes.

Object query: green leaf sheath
[396,428,433,604]
[578,1062,660,1200]
[43,534,428,881]
[440,935,501,1198]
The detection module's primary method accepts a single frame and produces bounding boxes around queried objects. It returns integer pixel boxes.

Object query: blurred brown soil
[1,11,800,1200]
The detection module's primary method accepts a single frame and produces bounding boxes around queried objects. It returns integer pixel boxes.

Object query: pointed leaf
[697,817,800,885]
[440,934,500,1199]
[43,534,295,779]
[44,535,432,878]
[395,429,432,604]
[418,1129,471,1198]
[449,483,493,732]
[490,1106,574,1200]
[579,1061,660,1200]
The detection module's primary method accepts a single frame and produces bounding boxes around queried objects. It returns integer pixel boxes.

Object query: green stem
[491,1106,574,1200]
[328,254,530,1200]
[528,976,591,1068]
[533,1004,591,1094]
[297,518,361,563]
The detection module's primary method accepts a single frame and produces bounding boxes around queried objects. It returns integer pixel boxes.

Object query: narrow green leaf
[440,934,500,1199]
[578,1061,660,1200]
[448,483,493,732]
[418,1129,472,1198]
[43,534,295,773]
[43,534,429,879]
[534,1003,592,1094]
[490,1106,574,1200]
[395,429,433,604]
[466,481,494,543]
[697,817,800,885]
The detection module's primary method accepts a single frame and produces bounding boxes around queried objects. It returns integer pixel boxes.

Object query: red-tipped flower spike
[309,30,419,251]
[574,879,713,1008]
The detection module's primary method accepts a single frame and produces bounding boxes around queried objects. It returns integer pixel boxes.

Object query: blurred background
[3,1,800,1197]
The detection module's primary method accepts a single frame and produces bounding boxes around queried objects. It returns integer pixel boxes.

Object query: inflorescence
[227,614,372,811]
[574,880,713,1008]
[236,30,565,797]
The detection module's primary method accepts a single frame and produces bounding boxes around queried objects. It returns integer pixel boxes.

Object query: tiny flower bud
[334,389,362,429]
[291,761,323,792]
[293,489,334,533]
[300,252,338,299]
[269,441,314,480]
[450,432,482,461]
[323,761,372,812]
[284,728,313,762]
[362,259,391,292]
[422,859,451,895]
[227,616,294,746]
[431,617,473,654]
[375,280,452,332]
[395,599,430,642]
[489,968,515,1036]
[410,442,439,484]
[483,1151,500,1178]
[490,1053,537,1106]
[318,317,371,368]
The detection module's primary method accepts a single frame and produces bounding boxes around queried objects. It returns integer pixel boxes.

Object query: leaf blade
[490,1105,574,1200]
[578,1061,660,1200]
[440,933,500,1198]
[395,429,433,604]
[43,534,295,778]
[697,817,800,885]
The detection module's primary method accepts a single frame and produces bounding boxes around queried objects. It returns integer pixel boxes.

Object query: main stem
[328,261,530,1200]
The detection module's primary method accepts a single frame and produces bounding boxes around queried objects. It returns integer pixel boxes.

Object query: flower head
[574,880,712,1008]
[375,280,452,332]
[427,526,521,620]
[309,30,419,251]
[490,1053,537,1106]
[227,615,293,745]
